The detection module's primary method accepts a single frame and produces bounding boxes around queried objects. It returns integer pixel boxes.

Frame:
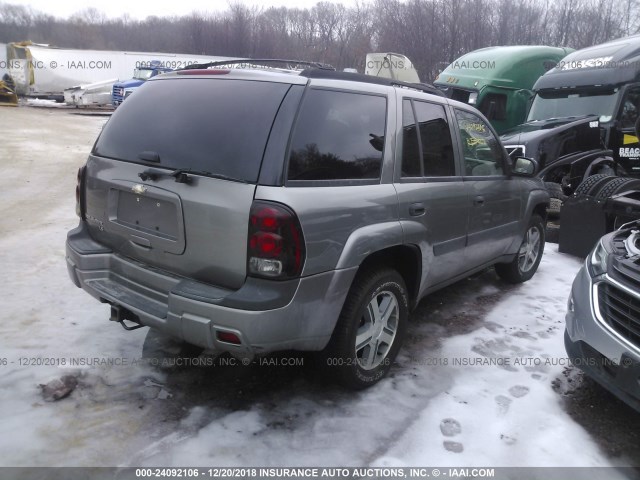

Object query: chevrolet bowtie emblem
[132,184,147,195]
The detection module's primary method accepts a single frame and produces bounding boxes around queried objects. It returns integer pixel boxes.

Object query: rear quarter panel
[254,184,401,275]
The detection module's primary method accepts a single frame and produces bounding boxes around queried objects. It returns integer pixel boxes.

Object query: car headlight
[588,240,609,277]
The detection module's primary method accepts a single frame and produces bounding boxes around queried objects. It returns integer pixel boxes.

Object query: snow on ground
[24,98,68,108]
[372,251,613,467]
[0,106,634,471]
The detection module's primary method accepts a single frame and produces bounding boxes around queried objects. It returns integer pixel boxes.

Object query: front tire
[495,214,545,283]
[544,182,566,218]
[320,268,409,389]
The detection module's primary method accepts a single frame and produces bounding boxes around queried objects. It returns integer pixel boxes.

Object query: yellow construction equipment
[0,76,18,106]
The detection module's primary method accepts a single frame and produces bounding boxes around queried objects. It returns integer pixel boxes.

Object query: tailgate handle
[130,235,152,250]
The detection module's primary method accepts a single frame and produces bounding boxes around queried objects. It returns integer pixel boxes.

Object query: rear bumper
[66,222,357,356]
[565,265,640,413]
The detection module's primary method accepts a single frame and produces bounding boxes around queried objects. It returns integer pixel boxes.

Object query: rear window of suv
[93,78,291,183]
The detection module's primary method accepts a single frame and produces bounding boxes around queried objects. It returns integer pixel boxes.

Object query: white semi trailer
[6,42,233,99]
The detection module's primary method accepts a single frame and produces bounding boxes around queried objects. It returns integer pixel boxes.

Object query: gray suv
[66,66,549,388]
[565,222,640,412]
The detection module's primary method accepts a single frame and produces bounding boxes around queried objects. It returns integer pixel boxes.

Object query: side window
[478,93,507,121]
[619,88,640,130]
[400,99,456,178]
[455,109,505,177]
[414,101,456,176]
[287,89,386,181]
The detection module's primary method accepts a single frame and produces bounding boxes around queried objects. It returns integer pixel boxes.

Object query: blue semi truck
[112,60,172,107]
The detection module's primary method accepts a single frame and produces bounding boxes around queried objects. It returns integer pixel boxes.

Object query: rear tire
[319,268,408,389]
[495,214,545,284]
[595,177,634,201]
[597,177,640,200]
[573,174,615,197]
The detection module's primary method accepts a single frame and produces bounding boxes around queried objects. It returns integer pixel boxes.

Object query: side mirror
[512,157,537,176]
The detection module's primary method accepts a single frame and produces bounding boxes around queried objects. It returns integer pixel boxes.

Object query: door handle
[409,202,426,217]
[473,196,485,207]
[130,235,152,250]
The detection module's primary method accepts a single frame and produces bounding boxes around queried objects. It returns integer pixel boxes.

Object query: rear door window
[287,89,386,181]
[401,99,456,178]
[93,78,291,183]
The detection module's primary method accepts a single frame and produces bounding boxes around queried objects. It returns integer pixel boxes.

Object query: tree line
[1,0,637,81]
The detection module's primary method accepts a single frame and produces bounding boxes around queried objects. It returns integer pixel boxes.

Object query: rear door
[394,96,470,290]
[85,75,294,289]
[452,108,522,265]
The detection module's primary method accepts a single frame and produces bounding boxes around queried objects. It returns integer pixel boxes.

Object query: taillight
[75,166,86,219]
[248,201,305,280]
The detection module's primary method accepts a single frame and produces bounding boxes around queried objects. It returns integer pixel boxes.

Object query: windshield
[133,68,155,81]
[527,87,619,123]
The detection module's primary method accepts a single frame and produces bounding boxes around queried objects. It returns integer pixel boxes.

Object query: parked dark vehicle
[501,35,640,214]
[66,63,549,388]
[566,221,640,412]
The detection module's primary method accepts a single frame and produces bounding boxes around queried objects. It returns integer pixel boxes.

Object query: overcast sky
[15,0,359,19]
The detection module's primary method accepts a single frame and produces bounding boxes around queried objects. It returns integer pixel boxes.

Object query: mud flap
[559,190,640,257]
[558,196,609,257]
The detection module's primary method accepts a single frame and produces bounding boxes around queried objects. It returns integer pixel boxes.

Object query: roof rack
[176,59,335,71]
[299,68,444,97]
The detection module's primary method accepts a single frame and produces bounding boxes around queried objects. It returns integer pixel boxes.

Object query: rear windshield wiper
[138,168,248,184]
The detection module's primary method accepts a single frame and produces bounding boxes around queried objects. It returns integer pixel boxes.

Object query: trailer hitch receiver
[110,305,144,331]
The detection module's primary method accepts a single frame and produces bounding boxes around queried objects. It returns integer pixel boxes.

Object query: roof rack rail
[298,69,444,97]
[177,59,335,71]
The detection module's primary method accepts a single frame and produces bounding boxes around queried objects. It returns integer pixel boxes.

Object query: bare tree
[0,0,635,80]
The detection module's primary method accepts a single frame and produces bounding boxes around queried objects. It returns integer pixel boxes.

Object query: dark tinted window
[94,78,290,183]
[401,99,455,178]
[414,101,455,176]
[620,88,640,129]
[450,88,471,103]
[287,89,386,181]
[479,93,507,121]
[401,100,421,177]
[455,109,504,176]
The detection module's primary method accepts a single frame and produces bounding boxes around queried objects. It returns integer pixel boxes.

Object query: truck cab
[434,46,573,134]
[527,35,640,174]
[112,61,172,107]
[501,35,640,194]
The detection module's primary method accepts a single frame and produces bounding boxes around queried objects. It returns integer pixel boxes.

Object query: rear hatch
[87,75,294,289]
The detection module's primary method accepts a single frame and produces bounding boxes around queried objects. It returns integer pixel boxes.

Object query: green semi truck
[434,46,573,134]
